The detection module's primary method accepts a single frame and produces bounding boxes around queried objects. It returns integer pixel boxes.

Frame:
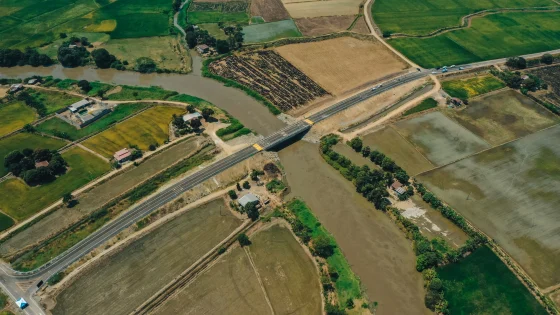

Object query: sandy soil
[276,37,408,96]
[250,0,290,22]
[294,15,357,36]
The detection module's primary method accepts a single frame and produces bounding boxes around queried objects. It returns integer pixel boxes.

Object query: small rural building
[35,160,49,168]
[114,148,131,163]
[391,181,406,195]
[238,193,260,208]
[450,97,462,106]
[183,112,202,122]
[68,99,91,113]
[196,44,209,54]
[9,84,23,93]
[522,75,530,80]
[28,78,38,85]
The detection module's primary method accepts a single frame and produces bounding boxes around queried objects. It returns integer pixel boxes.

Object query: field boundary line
[244,246,276,315]
[389,125,434,175]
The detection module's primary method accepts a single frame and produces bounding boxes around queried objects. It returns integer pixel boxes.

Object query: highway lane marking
[253,144,263,151]
[304,119,314,125]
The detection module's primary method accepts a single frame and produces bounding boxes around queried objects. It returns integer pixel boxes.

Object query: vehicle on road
[431,71,437,74]
[417,68,421,71]
[450,65,456,68]
[459,67,464,70]
[16,298,28,309]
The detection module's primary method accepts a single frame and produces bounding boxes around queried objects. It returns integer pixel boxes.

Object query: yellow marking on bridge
[253,143,264,151]
[304,119,314,125]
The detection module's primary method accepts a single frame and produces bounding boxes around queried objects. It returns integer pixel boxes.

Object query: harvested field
[443,90,559,145]
[83,106,184,158]
[418,125,560,288]
[279,141,427,315]
[438,246,547,314]
[0,101,36,137]
[362,126,433,175]
[209,51,328,111]
[51,198,242,315]
[283,0,362,18]
[250,0,290,22]
[242,19,302,43]
[394,111,490,166]
[294,15,357,36]
[442,75,506,99]
[276,37,408,96]
[350,15,370,34]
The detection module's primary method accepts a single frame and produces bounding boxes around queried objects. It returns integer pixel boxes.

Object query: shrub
[237,233,251,246]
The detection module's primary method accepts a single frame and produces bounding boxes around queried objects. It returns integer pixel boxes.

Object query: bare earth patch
[276,37,408,96]
[351,15,370,34]
[250,0,290,22]
[294,15,356,36]
[282,0,363,18]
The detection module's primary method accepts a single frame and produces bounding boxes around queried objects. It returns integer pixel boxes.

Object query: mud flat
[279,141,428,314]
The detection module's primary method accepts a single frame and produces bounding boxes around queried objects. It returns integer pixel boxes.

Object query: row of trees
[16,90,48,117]
[4,149,67,186]
[490,69,545,94]
[506,54,555,70]
[0,48,53,67]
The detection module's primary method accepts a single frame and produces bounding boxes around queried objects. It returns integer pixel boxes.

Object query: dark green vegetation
[438,246,547,315]
[187,2,249,24]
[4,148,68,186]
[403,98,438,116]
[266,179,285,193]
[389,12,560,68]
[0,213,15,233]
[36,103,149,141]
[215,117,251,140]
[0,48,52,67]
[106,86,178,101]
[442,75,506,99]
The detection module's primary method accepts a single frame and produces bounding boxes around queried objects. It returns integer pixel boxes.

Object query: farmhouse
[113,148,131,163]
[68,99,91,113]
[183,112,202,122]
[238,193,260,208]
[391,181,406,195]
[35,160,49,168]
[28,78,38,85]
[9,84,23,93]
[196,45,209,54]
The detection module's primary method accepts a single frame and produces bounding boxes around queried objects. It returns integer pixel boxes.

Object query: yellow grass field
[83,106,184,158]
[276,37,408,95]
[84,20,117,32]
[282,0,362,18]
[0,102,36,137]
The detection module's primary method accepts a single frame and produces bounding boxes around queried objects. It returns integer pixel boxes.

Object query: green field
[372,0,555,35]
[0,146,110,221]
[36,103,149,141]
[187,1,249,24]
[390,12,560,68]
[106,86,178,101]
[442,75,506,99]
[198,23,228,40]
[0,213,14,233]
[243,19,302,43]
[438,246,547,314]
[29,89,82,115]
[0,102,36,137]
[0,133,66,177]
[403,97,438,116]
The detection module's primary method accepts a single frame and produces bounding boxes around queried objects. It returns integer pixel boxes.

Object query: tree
[237,233,251,246]
[91,48,116,69]
[395,169,410,184]
[4,151,24,167]
[77,80,91,92]
[57,45,89,68]
[428,278,443,291]
[346,299,355,309]
[186,31,197,49]
[59,33,67,39]
[23,167,54,186]
[349,137,363,152]
[361,146,371,157]
[505,56,526,69]
[189,118,202,130]
[236,182,242,191]
[216,39,230,54]
[242,181,250,189]
[245,201,260,221]
[201,107,214,120]
[313,235,335,258]
[382,31,392,38]
[135,57,157,73]
[172,0,181,11]
[228,190,238,200]
[326,304,346,315]
[62,193,73,204]
[424,289,442,310]
[130,149,142,161]
[541,53,554,65]
[149,144,157,151]
[49,154,67,175]
[22,148,33,157]
[33,148,52,162]
[186,104,195,113]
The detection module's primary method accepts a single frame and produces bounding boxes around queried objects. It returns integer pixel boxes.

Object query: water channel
[0,55,285,136]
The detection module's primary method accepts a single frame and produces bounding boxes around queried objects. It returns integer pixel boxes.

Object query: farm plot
[0,133,66,177]
[362,126,434,175]
[0,146,109,221]
[0,102,36,137]
[51,199,242,315]
[443,89,559,145]
[389,12,560,68]
[276,37,408,96]
[188,1,249,24]
[242,19,302,43]
[438,246,547,314]
[82,106,184,158]
[209,51,328,111]
[442,75,505,99]
[418,124,560,288]
[529,65,560,105]
[294,16,357,36]
[283,0,362,18]
[393,111,490,166]
[250,0,290,22]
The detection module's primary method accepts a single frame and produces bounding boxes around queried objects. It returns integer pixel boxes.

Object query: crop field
[209,51,328,111]
[83,106,184,158]
[443,90,559,145]
[418,125,560,288]
[51,199,242,315]
[438,246,547,314]
[402,97,438,116]
[442,75,506,99]
[0,147,109,221]
[389,12,560,68]
[0,102,36,137]
[0,213,14,233]
[29,89,81,115]
[250,0,290,22]
[362,126,434,175]
[188,1,249,24]
[294,16,357,36]
[394,111,490,166]
[283,0,362,18]
[372,0,553,35]
[36,103,150,141]
[276,37,408,96]
[0,133,66,177]
[242,19,302,43]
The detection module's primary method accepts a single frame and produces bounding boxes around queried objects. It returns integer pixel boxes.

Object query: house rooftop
[113,148,131,161]
[238,193,259,207]
[183,112,202,122]
[391,181,403,190]
[35,160,49,168]
[68,99,91,112]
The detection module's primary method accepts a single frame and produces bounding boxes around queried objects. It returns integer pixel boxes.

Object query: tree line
[4,148,67,186]
[0,48,53,68]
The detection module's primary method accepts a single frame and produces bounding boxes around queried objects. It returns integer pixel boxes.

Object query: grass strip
[403,98,438,116]
[107,86,178,101]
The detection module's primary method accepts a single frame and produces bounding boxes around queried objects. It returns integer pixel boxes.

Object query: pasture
[276,37,408,96]
[0,133,66,177]
[418,125,560,288]
[36,103,150,141]
[187,1,249,24]
[443,89,559,145]
[438,246,547,314]
[29,89,81,115]
[442,75,505,99]
[283,0,362,18]
[242,19,302,43]
[250,0,290,22]
[389,12,560,68]
[0,146,109,221]
[198,23,228,39]
[82,106,184,158]
[372,0,554,35]
[394,111,490,166]
[0,102,36,137]
[51,199,242,315]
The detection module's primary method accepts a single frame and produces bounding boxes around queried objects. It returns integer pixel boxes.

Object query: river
[0,55,284,136]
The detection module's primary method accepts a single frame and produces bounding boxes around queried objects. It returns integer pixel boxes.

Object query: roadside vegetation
[403,98,438,116]
[442,75,506,99]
